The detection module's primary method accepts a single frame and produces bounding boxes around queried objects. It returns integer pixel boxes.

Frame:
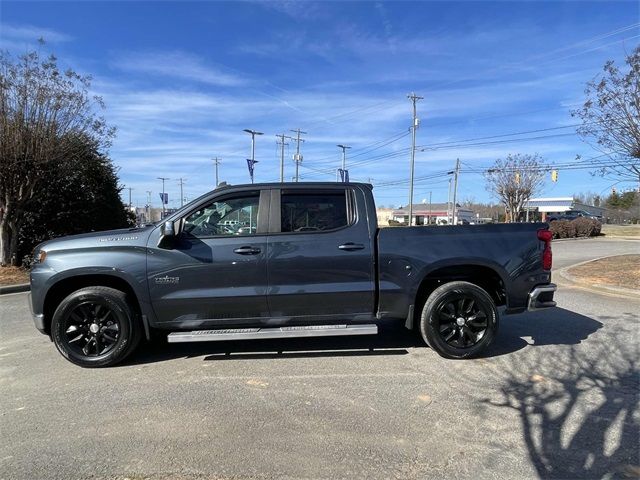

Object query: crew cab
[29,182,557,367]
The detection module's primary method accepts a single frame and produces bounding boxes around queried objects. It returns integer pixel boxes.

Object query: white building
[391,203,476,225]
[523,197,605,221]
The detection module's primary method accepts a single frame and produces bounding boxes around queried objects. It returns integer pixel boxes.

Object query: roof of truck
[215,181,373,190]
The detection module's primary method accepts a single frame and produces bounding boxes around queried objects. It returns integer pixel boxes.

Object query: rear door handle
[233,246,261,255]
[338,243,365,251]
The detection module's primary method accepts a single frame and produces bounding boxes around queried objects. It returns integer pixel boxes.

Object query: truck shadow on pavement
[127,307,603,365]
[483,307,603,357]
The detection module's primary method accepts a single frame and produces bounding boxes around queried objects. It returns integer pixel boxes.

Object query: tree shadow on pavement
[481,322,639,479]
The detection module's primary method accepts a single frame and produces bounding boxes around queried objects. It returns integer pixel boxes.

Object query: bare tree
[0,46,114,265]
[485,153,547,222]
[573,191,601,207]
[572,46,640,185]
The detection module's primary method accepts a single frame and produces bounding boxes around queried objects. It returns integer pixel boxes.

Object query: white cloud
[0,23,73,43]
[112,51,247,87]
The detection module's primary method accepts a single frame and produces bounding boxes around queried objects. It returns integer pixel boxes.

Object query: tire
[51,286,142,368]
[419,281,498,359]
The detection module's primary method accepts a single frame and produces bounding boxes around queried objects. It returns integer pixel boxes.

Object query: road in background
[1,239,638,479]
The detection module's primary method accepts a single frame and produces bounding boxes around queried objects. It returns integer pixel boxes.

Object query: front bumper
[527,283,557,311]
[27,292,46,334]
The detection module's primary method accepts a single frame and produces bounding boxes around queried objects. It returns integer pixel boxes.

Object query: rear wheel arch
[411,264,506,329]
[43,274,142,336]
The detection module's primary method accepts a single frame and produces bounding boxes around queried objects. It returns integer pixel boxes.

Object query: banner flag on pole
[338,169,349,183]
[247,159,258,183]
[158,193,168,204]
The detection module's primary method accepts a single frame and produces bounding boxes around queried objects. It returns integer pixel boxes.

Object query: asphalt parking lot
[1,239,638,480]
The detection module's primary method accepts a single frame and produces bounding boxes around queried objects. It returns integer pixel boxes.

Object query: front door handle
[338,243,365,251]
[233,246,261,255]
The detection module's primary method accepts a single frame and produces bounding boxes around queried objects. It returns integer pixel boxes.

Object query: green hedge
[549,218,601,239]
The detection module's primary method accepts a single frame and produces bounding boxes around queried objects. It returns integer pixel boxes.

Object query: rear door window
[280,190,351,233]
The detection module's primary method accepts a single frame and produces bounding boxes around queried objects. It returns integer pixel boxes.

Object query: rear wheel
[51,286,141,368]
[419,281,498,359]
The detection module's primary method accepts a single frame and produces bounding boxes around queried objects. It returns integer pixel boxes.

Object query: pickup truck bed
[377,222,551,322]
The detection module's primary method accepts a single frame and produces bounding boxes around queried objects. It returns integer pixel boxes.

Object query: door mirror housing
[162,220,175,237]
[159,220,177,249]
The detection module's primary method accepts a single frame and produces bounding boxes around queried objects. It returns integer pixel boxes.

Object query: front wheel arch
[43,274,143,336]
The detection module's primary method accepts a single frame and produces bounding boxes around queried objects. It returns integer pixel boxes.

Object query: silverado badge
[155,276,180,285]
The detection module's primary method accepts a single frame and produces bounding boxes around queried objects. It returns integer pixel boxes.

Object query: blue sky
[1,1,638,208]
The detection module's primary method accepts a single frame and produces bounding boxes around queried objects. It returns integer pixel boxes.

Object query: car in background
[547,210,601,222]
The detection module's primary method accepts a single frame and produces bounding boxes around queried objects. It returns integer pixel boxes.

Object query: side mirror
[161,220,175,237]
[158,221,176,249]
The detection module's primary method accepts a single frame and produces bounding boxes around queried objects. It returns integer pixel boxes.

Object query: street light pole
[337,144,351,182]
[157,177,169,219]
[212,158,221,187]
[243,129,263,183]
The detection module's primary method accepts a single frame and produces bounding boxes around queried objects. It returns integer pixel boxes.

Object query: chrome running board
[167,324,378,343]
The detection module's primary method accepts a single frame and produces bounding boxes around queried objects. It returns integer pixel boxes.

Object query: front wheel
[51,286,142,368]
[419,281,498,359]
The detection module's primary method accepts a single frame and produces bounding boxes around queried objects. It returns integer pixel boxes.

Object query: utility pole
[212,158,221,187]
[291,128,306,182]
[447,178,453,224]
[146,190,152,224]
[244,129,263,183]
[177,178,186,207]
[127,187,133,208]
[407,92,423,226]
[157,177,169,219]
[336,144,351,182]
[429,191,432,225]
[276,134,293,182]
[451,158,460,225]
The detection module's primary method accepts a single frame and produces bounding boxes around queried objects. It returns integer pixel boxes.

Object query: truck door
[147,189,270,328]
[266,186,375,320]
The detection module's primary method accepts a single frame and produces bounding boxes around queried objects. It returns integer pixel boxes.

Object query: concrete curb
[552,236,599,242]
[555,255,640,300]
[0,283,30,295]
[551,236,639,242]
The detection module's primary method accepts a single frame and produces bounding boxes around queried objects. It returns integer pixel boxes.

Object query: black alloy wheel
[434,296,489,349]
[63,301,121,357]
[51,286,142,367]
[419,281,499,359]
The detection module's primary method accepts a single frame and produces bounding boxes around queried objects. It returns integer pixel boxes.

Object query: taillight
[537,229,552,270]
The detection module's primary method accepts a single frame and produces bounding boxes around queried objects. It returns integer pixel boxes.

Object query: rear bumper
[527,283,557,311]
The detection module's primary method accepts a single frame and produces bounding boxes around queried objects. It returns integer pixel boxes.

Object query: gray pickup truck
[29,182,556,367]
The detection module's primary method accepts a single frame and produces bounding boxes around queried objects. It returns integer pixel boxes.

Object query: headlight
[35,250,47,264]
